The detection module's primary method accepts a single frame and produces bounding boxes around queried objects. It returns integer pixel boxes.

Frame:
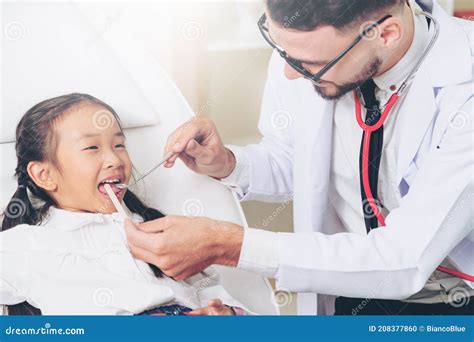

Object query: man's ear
[378,17,403,47]
[27,161,58,191]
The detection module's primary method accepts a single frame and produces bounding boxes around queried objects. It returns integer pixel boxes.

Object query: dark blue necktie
[358,79,384,233]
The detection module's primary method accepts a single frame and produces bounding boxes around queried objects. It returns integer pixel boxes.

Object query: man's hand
[163,116,236,179]
[124,216,244,280]
[184,299,235,316]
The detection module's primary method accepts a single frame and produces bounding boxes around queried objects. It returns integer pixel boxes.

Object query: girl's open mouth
[97,178,125,198]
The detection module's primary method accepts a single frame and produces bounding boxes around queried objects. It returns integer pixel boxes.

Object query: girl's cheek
[122,155,133,177]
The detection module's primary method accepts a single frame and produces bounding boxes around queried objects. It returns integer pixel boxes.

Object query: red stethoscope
[354,89,474,283]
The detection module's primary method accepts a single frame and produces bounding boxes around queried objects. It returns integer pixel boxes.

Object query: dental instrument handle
[135,151,176,182]
[116,151,176,189]
[104,183,128,220]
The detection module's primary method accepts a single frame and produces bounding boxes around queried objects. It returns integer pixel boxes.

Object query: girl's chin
[97,204,123,215]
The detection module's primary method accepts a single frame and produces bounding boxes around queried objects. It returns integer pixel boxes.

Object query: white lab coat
[230,2,473,314]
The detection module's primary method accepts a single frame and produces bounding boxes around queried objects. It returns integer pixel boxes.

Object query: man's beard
[312,58,382,100]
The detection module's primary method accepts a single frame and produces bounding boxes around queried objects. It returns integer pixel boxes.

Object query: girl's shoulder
[0,223,39,252]
[0,222,37,233]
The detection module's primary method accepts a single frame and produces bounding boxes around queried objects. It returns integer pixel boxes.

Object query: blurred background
[2,0,472,314]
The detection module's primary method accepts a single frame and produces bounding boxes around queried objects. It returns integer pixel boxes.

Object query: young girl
[0,93,249,315]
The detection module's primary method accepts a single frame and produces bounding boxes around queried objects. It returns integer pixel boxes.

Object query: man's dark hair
[266,0,405,31]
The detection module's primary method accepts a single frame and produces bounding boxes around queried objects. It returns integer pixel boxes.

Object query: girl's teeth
[103,179,120,184]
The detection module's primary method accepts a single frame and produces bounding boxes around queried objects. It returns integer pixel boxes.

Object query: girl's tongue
[98,183,121,195]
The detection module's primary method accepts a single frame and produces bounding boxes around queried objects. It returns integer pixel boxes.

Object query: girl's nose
[104,151,123,169]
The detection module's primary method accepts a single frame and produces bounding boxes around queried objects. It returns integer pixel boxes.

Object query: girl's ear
[27,161,58,191]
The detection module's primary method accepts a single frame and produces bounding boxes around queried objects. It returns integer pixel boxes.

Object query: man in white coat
[125,0,473,315]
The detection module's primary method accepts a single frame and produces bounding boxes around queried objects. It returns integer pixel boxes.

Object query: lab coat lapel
[423,2,472,88]
[395,68,436,185]
[293,95,334,234]
[395,2,472,185]
[293,93,334,316]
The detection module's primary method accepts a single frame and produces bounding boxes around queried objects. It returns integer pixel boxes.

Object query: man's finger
[128,243,182,280]
[136,216,172,233]
[124,219,161,250]
[208,299,223,307]
[184,307,209,316]
[184,139,212,162]
[177,152,196,170]
[171,268,195,281]
[128,242,161,267]
[166,147,181,163]
[164,119,208,157]
[164,123,196,155]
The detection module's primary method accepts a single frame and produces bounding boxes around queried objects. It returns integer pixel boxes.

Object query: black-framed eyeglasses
[257,13,392,83]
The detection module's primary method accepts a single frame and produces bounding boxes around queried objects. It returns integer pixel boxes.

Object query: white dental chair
[0,1,278,315]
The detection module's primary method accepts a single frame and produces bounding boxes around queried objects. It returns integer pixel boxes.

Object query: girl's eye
[115,144,126,149]
[83,146,98,151]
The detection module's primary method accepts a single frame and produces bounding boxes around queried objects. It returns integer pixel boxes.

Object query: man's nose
[284,62,304,80]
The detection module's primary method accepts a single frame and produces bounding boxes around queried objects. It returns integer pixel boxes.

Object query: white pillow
[1,1,159,143]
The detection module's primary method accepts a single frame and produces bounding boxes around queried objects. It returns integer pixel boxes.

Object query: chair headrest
[1,1,160,144]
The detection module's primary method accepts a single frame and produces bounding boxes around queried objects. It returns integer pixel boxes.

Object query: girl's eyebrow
[78,131,125,140]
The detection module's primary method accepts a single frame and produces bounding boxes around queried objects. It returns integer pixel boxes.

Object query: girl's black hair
[1,93,165,315]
